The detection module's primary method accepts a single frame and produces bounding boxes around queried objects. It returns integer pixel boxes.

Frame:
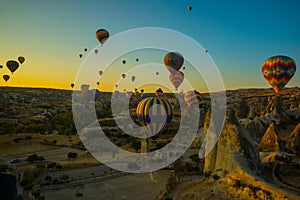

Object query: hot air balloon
[94,49,99,54]
[169,71,184,90]
[6,60,19,74]
[156,72,159,76]
[155,88,163,97]
[84,48,87,52]
[126,91,134,98]
[184,90,201,108]
[79,54,83,58]
[18,56,25,64]
[70,83,75,88]
[0,65,3,69]
[163,52,184,73]
[99,70,103,76]
[262,55,296,94]
[182,66,186,70]
[121,74,126,79]
[136,97,173,136]
[188,6,192,11]
[141,93,148,99]
[140,89,144,93]
[205,50,208,53]
[97,82,100,86]
[115,84,118,88]
[131,76,135,82]
[122,60,126,64]
[136,58,139,62]
[95,29,109,46]
[3,75,10,82]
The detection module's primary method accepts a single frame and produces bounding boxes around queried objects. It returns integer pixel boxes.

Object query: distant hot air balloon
[131,76,135,82]
[164,52,184,72]
[136,58,139,62]
[169,71,184,90]
[140,89,144,93]
[94,49,99,54]
[84,48,87,52]
[126,91,134,98]
[136,97,173,136]
[122,60,126,65]
[18,56,25,64]
[156,72,159,76]
[3,74,10,82]
[184,90,201,108]
[115,84,118,88]
[205,50,208,53]
[6,60,19,74]
[262,55,296,94]
[95,29,109,46]
[122,74,126,79]
[99,70,103,76]
[182,66,186,70]
[70,83,75,88]
[0,65,3,69]
[188,6,192,11]
[79,54,83,58]
[97,82,100,86]
[155,88,163,97]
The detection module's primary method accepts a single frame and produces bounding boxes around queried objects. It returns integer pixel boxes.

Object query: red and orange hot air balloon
[95,29,109,46]
[262,55,296,95]
[163,52,184,73]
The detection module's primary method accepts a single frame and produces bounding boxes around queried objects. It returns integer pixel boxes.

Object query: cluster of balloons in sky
[73,27,297,96]
[1,56,25,82]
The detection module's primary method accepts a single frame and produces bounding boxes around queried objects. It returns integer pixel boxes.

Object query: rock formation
[204,109,260,174]
[285,123,300,156]
[258,123,280,152]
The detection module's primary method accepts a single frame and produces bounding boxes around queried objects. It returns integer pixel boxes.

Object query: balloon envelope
[131,76,135,82]
[18,56,25,64]
[3,74,10,82]
[6,60,19,74]
[95,29,109,45]
[262,55,296,94]
[164,52,184,72]
[70,83,75,88]
[184,90,201,108]
[122,74,126,79]
[99,70,103,76]
[169,71,184,90]
[136,97,173,136]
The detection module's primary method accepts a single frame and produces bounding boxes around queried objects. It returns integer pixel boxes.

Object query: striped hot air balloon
[169,71,184,90]
[184,90,201,108]
[95,29,109,46]
[262,55,296,94]
[136,97,173,136]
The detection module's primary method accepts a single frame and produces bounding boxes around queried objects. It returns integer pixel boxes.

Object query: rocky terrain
[1,86,300,199]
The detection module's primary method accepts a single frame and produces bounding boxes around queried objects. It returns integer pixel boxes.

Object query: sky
[0,0,300,92]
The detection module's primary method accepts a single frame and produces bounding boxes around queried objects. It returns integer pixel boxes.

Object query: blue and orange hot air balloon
[136,97,173,136]
[262,55,296,94]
